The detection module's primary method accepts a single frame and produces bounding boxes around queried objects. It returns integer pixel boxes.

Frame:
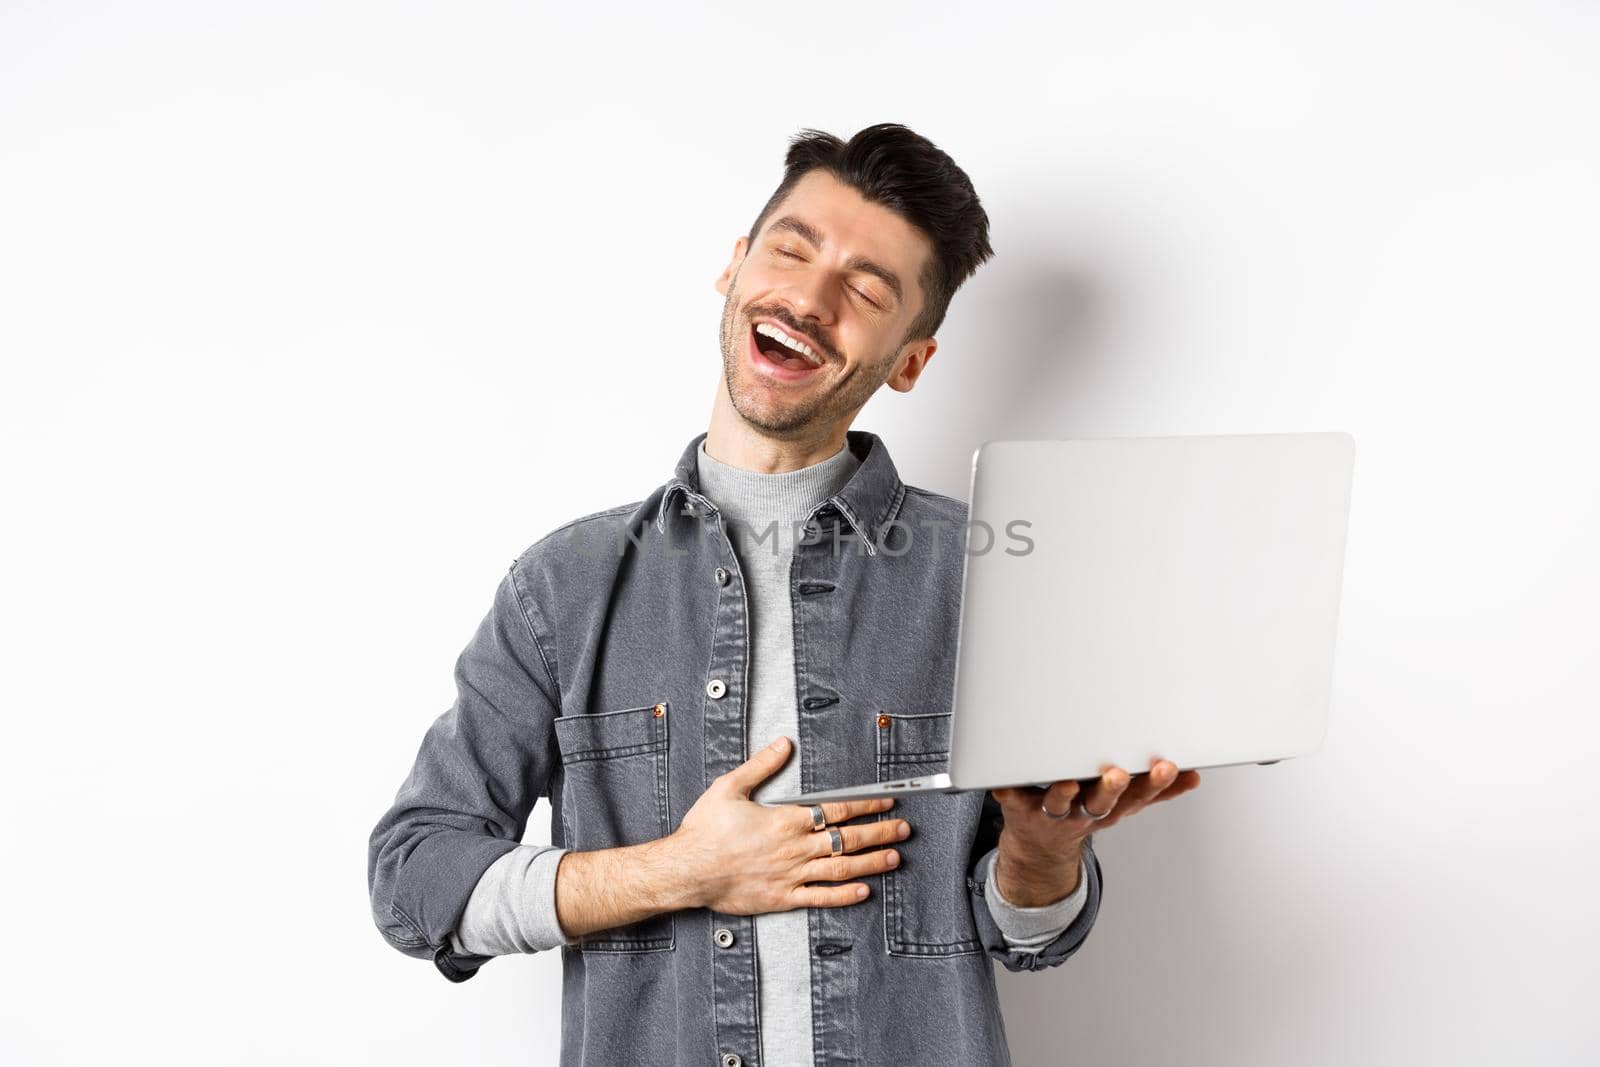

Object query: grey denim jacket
[367,429,1103,1067]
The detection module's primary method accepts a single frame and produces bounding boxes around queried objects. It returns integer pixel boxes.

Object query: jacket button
[801,520,822,542]
[713,927,735,948]
[714,566,729,586]
[706,678,727,699]
[721,1055,742,1067]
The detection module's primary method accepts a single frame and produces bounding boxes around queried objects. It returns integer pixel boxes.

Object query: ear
[884,337,938,393]
[715,236,750,296]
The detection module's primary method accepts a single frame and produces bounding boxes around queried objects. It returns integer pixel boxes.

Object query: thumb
[721,736,792,796]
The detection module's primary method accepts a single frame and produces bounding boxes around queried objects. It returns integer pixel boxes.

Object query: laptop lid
[946,432,1356,790]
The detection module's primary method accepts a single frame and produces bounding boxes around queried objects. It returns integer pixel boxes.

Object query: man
[367,122,1200,1066]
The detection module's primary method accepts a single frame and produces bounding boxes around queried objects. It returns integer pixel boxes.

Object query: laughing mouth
[751,321,825,368]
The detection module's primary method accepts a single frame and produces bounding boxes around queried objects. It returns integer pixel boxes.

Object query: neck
[705,375,851,473]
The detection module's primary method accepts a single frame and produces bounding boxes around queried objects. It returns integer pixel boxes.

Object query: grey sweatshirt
[450,439,1088,1063]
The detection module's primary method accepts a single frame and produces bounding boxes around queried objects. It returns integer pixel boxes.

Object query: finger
[1130,759,1190,804]
[990,785,1049,816]
[1116,763,1171,806]
[1146,769,1202,805]
[1079,765,1132,817]
[1146,758,1179,790]
[1040,780,1079,816]
[801,848,900,884]
[812,818,910,856]
[719,737,794,796]
[1112,766,1202,823]
[819,797,896,825]
[789,882,872,908]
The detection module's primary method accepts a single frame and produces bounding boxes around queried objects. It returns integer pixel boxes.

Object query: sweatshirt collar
[655,429,907,556]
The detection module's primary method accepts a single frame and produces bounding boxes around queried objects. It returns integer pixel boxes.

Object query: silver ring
[1041,802,1073,820]
[827,827,844,856]
[808,804,827,831]
[1079,799,1112,821]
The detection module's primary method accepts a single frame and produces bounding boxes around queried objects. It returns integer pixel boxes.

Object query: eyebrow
[766,214,905,305]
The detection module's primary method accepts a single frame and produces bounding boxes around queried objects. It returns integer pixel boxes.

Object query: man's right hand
[668,735,911,914]
[553,735,909,940]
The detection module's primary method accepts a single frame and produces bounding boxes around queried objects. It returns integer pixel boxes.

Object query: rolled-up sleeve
[366,559,562,982]
[448,844,574,956]
[981,847,1089,949]
[965,792,1104,973]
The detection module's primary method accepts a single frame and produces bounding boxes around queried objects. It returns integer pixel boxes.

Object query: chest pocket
[875,712,985,957]
[553,702,674,952]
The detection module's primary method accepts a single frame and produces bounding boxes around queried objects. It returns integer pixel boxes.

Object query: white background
[2,2,1596,1064]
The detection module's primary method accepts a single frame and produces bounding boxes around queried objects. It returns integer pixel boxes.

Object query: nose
[776,266,837,335]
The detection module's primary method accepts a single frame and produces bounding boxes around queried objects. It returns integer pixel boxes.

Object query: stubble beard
[717,283,896,439]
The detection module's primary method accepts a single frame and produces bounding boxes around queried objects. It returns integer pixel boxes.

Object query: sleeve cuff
[981,847,1089,950]
[448,845,572,957]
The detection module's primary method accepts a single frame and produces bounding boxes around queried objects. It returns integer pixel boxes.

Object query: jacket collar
[654,429,906,556]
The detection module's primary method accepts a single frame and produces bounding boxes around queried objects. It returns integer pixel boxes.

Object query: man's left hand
[989,758,1202,907]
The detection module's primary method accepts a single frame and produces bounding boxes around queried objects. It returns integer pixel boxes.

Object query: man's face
[715,168,938,439]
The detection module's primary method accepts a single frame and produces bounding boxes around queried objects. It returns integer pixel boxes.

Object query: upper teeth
[756,323,821,364]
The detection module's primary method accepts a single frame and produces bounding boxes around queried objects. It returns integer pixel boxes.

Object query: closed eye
[774,249,884,309]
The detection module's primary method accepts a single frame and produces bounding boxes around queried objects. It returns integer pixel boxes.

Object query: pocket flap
[554,703,668,762]
[875,711,951,766]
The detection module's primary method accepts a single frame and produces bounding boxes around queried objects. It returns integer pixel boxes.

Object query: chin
[730,394,813,436]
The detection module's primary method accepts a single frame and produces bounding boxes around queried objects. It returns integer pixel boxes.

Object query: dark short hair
[745,122,994,347]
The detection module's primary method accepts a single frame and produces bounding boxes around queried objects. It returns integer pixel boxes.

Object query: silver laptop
[766,431,1357,805]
